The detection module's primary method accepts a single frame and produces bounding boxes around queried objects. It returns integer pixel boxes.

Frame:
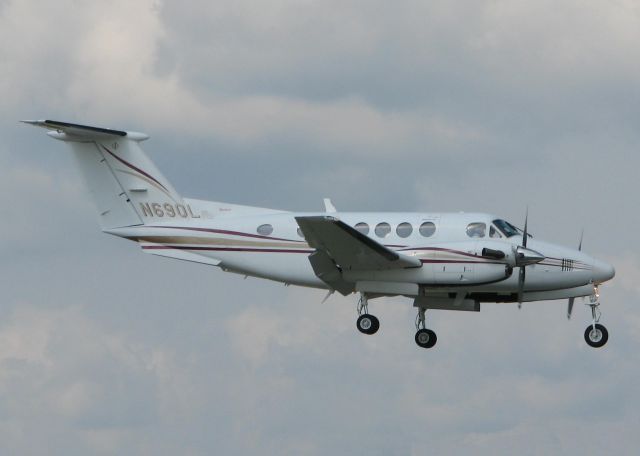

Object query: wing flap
[296,216,421,271]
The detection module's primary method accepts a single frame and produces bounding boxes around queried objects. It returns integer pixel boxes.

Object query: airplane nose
[592,259,615,284]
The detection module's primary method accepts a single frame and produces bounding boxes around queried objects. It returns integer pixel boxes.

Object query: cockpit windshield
[493,219,522,238]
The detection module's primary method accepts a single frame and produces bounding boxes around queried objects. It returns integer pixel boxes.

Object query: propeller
[567,229,584,319]
[515,208,545,307]
[516,209,529,307]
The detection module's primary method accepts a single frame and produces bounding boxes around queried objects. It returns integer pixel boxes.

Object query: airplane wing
[295,216,421,271]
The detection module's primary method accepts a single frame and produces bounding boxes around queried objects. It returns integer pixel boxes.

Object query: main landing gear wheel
[357,314,380,335]
[414,307,437,349]
[584,323,608,348]
[415,328,437,349]
[356,293,380,335]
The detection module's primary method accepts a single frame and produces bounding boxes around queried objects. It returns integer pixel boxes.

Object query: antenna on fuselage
[323,198,337,213]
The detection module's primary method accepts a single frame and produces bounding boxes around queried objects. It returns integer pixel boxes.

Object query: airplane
[23,120,616,349]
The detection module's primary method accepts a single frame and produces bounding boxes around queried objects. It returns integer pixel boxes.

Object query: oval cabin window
[419,221,436,237]
[396,222,413,238]
[354,222,370,235]
[375,222,391,238]
[257,224,274,236]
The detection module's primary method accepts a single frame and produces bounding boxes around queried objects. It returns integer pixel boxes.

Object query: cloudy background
[1,0,640,454]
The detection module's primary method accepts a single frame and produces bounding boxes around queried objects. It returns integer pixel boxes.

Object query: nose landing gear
[584,293,608,348]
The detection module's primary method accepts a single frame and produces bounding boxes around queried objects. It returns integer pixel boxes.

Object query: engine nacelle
[428,261,512,285]
[342,240,515,287]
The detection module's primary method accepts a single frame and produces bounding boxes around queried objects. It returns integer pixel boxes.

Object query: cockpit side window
[490,226,502,238]
[466,222,486,238]
[493,219,520,238]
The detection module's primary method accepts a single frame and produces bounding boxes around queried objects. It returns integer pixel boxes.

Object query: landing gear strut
[414,307,437,349]
[584,294,608,348]
[356,293,379,335]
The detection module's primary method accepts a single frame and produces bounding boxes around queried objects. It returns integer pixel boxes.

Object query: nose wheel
[414,307,437,349]
[584,323,608,348]
[356,293,379,335]
[583,294,608,348]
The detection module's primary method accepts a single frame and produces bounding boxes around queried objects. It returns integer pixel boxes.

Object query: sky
[1,0,640,454]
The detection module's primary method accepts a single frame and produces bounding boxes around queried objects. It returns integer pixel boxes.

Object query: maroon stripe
[102,145,170,193]
[147,226,306,243]
[538,262,591,270]
[143,245,593,270]
[546,256,589,266]
[143,245,314,254]
[420,259,505,265]
[402,247,486,259]
[146,225,407,248]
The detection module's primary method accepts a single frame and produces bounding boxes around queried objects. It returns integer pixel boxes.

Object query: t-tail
[22,120,197,229]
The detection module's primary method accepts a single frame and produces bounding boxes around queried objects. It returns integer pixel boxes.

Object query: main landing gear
[354,294,437,348]
[584,294,608,348]
[414,307,437,349]
[356,294,379,335]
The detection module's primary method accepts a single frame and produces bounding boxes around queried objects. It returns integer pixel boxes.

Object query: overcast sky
[2,0,640,454]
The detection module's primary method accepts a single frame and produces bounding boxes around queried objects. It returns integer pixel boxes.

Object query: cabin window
[257,224,273,236]
[375,222,391,238]
[396,222,413,238]
[419,221,436,237]
[490,226,502,238]
[466,222,486,238]
[354,222,370,235]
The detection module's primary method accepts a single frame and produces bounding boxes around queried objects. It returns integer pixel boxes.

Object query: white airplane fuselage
[107,200,614,303]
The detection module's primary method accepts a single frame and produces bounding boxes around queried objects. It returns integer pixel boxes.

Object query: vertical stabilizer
[23,120,193,229]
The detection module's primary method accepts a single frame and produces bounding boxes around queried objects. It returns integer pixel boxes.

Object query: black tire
[584,323,608,348]
[369,315,380,334]
[357,314,379,335]
[415,328,437,348]
[424,329,437,348]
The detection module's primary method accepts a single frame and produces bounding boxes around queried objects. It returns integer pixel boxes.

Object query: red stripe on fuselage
[142,245,314,254]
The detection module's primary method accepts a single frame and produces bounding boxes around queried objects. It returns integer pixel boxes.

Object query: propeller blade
[517,266,526,307]
[522,207,529,248]
[567,297,575,319]
[578,229,584,252]
[517,207,530,308]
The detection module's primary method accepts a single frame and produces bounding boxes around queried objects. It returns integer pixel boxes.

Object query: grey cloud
[2,0,640,454]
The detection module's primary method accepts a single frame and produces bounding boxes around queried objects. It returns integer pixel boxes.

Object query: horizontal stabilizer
[296,216,422,271]
[22,119,148,141]
[140,242,222,267]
